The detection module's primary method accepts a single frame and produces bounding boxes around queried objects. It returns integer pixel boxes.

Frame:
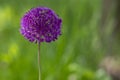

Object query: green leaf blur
[0,0,112,80]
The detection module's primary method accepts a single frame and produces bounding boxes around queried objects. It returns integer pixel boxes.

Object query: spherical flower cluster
[20,7,62,43]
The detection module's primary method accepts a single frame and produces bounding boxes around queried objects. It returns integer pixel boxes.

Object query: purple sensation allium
[20,7,62,43]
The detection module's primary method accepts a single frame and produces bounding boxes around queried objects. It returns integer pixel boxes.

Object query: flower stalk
[38,42,41,80]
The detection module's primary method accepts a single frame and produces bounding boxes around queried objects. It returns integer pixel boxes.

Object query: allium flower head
[20,7,62,43]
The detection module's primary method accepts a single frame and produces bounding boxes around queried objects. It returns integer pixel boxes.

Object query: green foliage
[0,0,111,80]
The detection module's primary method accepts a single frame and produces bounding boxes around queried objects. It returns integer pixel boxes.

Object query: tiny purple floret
[20,7,62,43]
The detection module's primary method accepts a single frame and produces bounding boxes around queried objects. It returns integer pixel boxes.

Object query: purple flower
[20,7,62,43]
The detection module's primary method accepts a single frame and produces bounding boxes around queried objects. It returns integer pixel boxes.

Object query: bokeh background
[0,0,120,80]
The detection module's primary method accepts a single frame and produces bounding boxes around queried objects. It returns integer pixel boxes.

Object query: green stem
[38,42,41,80]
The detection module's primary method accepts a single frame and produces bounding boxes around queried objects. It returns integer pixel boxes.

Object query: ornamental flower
[20,7,62,43]
[20,7,62,80]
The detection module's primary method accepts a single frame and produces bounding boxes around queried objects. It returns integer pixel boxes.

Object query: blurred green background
[0,0,115,80]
